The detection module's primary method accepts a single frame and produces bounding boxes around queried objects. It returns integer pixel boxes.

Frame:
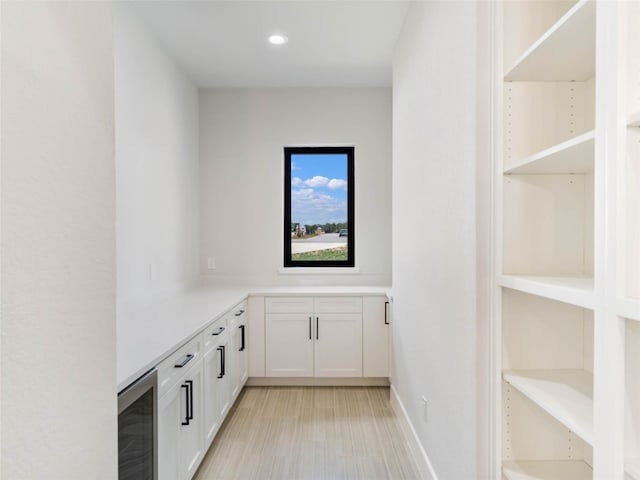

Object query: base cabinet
[362,297,390,377]
[264,296,390,378]
[157,300,248,480]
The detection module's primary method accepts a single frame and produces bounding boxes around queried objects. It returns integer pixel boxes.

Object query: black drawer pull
[384,301,390,325]
[239,325,245,351]
[212,326,225,336]
[309,316,312,340]
[217,345,225,378]
[186,380,194,421]
[181,383,190,425]
[234,309,245,317]
[174,353,194,368]
[316,317,319,340]
[222,345,226,377]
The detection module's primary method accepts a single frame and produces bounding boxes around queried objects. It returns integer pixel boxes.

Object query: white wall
[1,2,116,478]
[114,4,200,319]
[199,88,392,286]
[392,2,478,479]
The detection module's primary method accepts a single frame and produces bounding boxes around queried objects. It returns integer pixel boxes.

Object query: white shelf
[629,111,640,128]
[498,275,595,309]
[503,460,592,480]
[505,0,595,82]
[618,298,640,322]
[503,370,594,445]
[627,458,640,480]
[504,130,595,174]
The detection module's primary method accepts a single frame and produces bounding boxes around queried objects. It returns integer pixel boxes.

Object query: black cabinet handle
[239,325,245,351]
[217,346,225,378]
[309,316,312,340]
[222,345,226,377]
[185,380,194,421]
[384,301,390,325]
[174,353,194,368]
[181,383,190,425]
[212,326,225,336]
[316,317,319,340]
[234,309,245,317]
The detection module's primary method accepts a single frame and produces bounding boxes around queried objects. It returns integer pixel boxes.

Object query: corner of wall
[390,385,439,480]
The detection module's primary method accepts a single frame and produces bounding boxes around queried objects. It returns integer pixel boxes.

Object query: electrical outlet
[207,257,216,270]
[421,396,428,423]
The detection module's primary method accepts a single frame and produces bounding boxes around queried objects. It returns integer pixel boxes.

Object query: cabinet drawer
[314,296,362,313]
[230,300,248,327]
[158,335,202,398]
[265,297,313,313]
[202,316,228,353]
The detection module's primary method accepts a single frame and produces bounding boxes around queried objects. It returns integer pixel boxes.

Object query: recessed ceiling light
[268,34,288,45]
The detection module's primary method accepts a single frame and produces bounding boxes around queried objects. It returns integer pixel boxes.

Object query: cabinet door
[314,313,363,377]
[158,381,182,480]
[230,317,248,399]
[181,361,204,480]
[204,338,230,447]
[215,339,231,421]
[203,345,221,447]
[362,297,390,377]
[265,313,314,376]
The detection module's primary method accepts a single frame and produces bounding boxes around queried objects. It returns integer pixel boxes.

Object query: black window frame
[283,146,355,268]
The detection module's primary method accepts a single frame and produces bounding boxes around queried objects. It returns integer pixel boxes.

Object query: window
[284,146,355,268]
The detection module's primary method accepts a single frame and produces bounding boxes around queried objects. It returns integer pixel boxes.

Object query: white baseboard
[390,384,439,480]
[246,377,390,387]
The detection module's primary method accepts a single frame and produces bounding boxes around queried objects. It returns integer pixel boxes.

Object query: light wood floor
[194,386,422,480]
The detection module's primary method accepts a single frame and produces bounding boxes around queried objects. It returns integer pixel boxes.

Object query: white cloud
[291,177,303,186]
[327,178,347,190]
[304,176,329,187]
[291,188,347,225]
[292,188,314,198]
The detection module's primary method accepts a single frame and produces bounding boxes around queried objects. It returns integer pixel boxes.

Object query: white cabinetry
[158,337,204,480]
[265,296,363,377]
[362,296,390,377]
[157,299,249,480]
[314,297,363,377]
[492,1,636,478]
[265,311,314,376]
[229,302,248,399]
[202,318,229,448]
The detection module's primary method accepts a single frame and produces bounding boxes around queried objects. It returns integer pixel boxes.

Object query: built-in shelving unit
[495,0,610,477]
[626,320,640,480]
[504,0,595,82]
[626,458,640,480]
[498,275,594,310]
[504,130,594,175]
[618,299,640,323]
[503,370,593,445]
[503,460,592,480]
[624,2,640,477]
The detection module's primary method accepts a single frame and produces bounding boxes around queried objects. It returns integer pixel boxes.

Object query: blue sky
[291,153,348,225]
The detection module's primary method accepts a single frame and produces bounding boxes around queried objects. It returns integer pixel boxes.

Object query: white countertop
[117,285,390,391]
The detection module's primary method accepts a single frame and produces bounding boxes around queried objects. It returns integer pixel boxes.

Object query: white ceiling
[128,1,410,88]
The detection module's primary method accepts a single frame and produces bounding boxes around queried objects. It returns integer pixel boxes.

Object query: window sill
[278,267,361,275]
